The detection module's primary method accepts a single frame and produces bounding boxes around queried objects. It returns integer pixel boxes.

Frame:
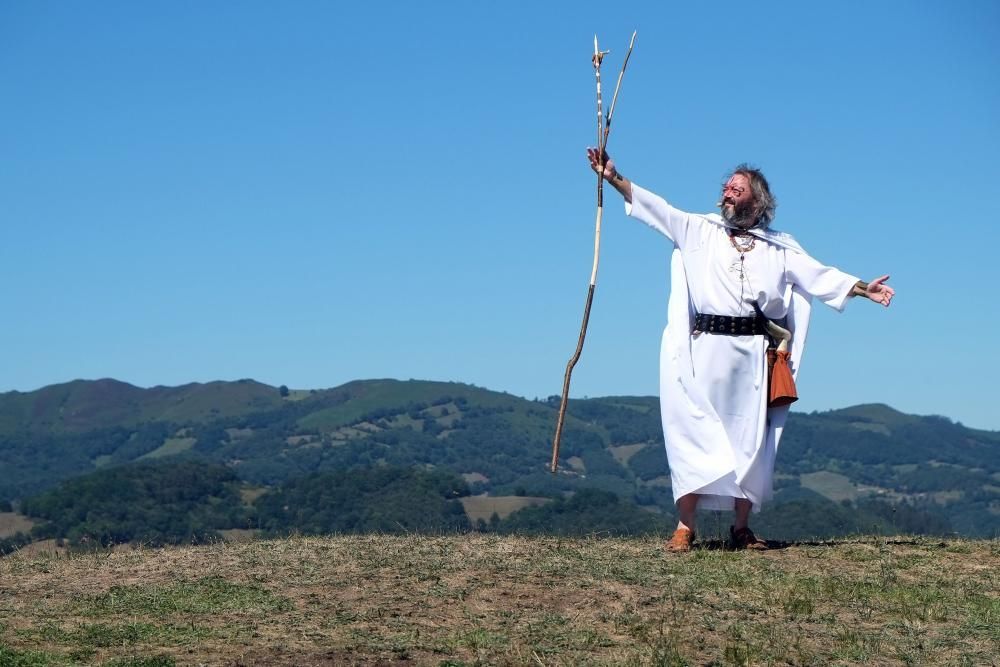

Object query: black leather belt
[693,312,767,336]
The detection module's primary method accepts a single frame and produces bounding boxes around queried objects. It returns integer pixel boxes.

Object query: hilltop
[1,534,996,665]
[0,378,283,434]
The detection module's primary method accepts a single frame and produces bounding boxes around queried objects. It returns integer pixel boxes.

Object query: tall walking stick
[550,31,636,473]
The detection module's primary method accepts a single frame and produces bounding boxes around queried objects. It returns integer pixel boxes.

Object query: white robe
[626,184,859,512]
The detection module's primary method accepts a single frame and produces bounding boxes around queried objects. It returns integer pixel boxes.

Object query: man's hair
[730,163,777,229]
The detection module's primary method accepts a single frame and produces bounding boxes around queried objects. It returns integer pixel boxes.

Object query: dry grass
[1,534,997,666]
[0,512,34,539]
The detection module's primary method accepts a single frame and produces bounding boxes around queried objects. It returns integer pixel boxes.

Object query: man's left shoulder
[760,228,805,253]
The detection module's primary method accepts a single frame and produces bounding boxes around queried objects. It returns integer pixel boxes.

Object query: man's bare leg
[676,493,699,531]
[666,493,700,552]
[731,498,767,549]
[734,498,752,531]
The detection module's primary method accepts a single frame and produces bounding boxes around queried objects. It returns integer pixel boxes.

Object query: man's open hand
[586,147,616,181]
[865,275,895,307]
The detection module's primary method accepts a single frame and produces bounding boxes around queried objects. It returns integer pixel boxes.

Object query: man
[586,148,895,551]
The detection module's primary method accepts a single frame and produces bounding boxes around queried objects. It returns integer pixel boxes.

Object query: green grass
[81,576,292,616]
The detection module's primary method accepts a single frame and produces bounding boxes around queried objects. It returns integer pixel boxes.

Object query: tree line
[6,458,966,552]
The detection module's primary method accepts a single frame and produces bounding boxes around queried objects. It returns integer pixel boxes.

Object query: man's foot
[730,525,768,551]
[665,527,695,552]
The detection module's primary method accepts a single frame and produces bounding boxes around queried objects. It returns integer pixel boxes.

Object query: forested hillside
[1,378,997,549]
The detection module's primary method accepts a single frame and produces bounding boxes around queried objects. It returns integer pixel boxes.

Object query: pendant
[728,257,748,283]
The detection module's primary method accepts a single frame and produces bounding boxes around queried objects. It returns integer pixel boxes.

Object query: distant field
[239,486,268,505]
[0,512,34,538]
[801,471,857,502]
[426,403,461,426]
[460,495,551,522]
[609,443,647,465]
[140,437,196,460]
[386,414,423,431]
[331,426,370,440]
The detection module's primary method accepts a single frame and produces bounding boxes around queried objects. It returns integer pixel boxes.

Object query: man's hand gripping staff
[550,32,636,474]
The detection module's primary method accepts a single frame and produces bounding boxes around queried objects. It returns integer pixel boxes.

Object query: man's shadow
[692,538,945,551]
[694,538,792,551]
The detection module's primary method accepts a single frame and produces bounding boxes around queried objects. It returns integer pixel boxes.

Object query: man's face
[720,173,757,228]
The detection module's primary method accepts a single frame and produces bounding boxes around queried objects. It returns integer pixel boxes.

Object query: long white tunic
[626,184,858,511]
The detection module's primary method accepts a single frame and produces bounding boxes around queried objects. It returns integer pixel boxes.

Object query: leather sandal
[730,525,768,550]
[665,527,695,552]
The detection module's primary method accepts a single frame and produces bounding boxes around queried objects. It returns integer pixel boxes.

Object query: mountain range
[1,377,997,544]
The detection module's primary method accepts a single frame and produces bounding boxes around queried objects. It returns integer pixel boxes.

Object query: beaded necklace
[729,231,756,253]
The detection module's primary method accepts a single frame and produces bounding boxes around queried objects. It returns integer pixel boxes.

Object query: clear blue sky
[2,2,998,429]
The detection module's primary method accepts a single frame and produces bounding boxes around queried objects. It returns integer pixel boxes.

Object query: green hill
[0,378,283,435]
[1,378,998,543]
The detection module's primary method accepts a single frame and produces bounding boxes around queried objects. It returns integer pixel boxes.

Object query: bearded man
[586,148,895,551]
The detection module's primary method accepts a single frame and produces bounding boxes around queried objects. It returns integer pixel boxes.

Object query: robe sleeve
[624,183,698,248]
[784,249,859,312]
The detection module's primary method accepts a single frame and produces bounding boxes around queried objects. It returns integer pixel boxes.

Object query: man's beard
[721,199,758,229]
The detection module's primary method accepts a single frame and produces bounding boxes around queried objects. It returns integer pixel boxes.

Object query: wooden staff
[551,31,636,474]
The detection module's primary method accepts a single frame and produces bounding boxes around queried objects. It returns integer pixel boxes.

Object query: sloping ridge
[0,378,284,434]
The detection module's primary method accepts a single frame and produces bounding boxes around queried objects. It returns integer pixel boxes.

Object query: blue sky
[2,2,998,429]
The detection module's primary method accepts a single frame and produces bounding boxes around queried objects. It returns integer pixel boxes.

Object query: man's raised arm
[587,147,632,203]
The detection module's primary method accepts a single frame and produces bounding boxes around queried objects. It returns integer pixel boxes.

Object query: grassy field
[0,512,34,539]
[459,496,551,522]
[609,444,649,466]
[1,534,997,666]
[799,471,857,503]
[139,438,197,461]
